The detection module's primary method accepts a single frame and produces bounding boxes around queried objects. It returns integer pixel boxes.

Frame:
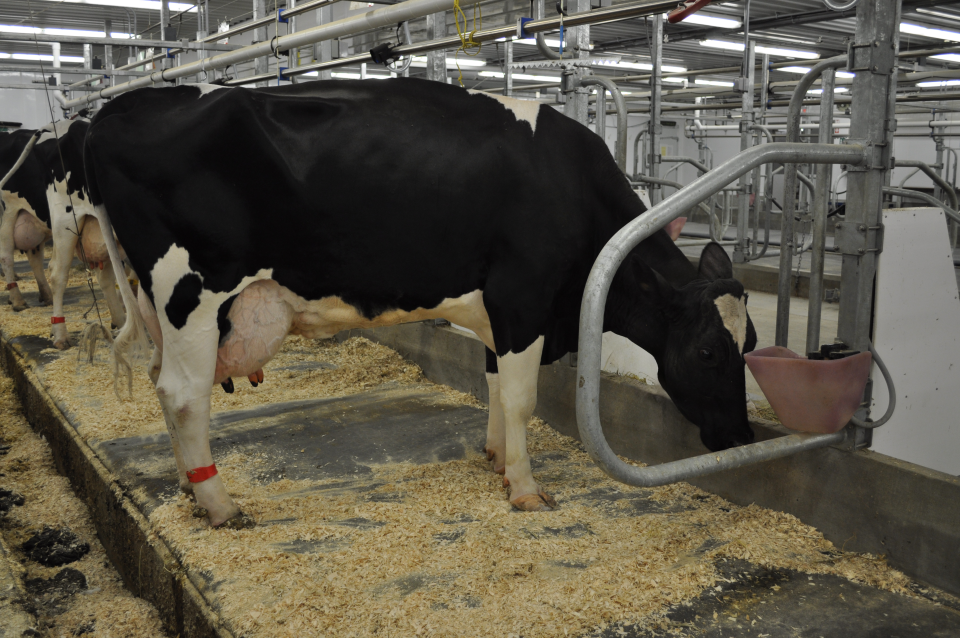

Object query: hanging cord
[452,0,483,87]
[26,0,109,360]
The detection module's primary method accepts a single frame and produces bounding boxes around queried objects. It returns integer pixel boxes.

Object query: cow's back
[86,80,645,325]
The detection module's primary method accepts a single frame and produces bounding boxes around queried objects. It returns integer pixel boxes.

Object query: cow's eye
[698,348,714,362]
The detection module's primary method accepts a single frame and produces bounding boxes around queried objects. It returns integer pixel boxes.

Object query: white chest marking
[714,294,748,354]
[468,90,541,135]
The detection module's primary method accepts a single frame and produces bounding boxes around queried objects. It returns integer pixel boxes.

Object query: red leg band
[186,464,218,483]
[5,282,17,290]
[51,316,66,324]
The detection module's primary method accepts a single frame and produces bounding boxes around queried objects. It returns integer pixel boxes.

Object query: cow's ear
[699,242,733,281]
[634,259,676,307]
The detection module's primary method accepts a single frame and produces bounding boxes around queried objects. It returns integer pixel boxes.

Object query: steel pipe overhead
[576,141,868,488]
[222,0,679,84]
[0,33,239,51]
[885,187,960,224]
[64,0,473,108]
[582,77,628,172]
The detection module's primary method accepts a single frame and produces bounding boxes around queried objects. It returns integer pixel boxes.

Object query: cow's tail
[0,129,42,192]
[91,203,149,399]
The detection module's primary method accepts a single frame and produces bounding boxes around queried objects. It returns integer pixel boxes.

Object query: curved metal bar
[850,342,896,429]
[630,174,712,218]
[582,77,627,172]
[884,187,960,224]
[662,156,710,174]
[386,21,414,73]
[776,54,848,348]
[633,129,648,177]
[823,0,858,10]
[575,141,867,488]
[894,160,959,211]
[535,0,572,60]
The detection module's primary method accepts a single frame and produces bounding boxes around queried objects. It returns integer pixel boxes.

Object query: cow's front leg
[48,222,81,348]
[97,260,127,329]
[0,210,26,311]
[484,372,506,474]
[25,246,53,306]
[155,330,251,529]
[496,335,556,511]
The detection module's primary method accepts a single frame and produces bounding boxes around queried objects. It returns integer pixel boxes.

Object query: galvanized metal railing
[574,141,869,488]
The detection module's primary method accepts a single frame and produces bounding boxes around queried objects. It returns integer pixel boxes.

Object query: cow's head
[620,243,757,452]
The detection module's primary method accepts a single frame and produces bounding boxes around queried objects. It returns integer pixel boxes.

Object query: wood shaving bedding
[0,372,166,638]
[0,248,927,637]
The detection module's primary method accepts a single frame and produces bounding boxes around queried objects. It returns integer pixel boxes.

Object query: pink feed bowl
[744,346,872,434]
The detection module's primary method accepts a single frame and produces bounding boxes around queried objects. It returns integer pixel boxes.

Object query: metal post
[504,39,513,97]
[806,67,836,355]
[562,0,591,126]
[315,4,333,80]
[647,14,663,204]
[160,0,172,71]
[425,12,446,82]
[83,43,93,87]
[103,18,114,88]
[254,0,269,87]
[52,42,61,88]
[733,40,756,264]
[835,0,900,446]
[288,0,298,78]
[596,87,606,140]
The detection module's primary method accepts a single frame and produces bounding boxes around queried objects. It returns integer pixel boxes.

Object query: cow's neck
[604,257,671,362]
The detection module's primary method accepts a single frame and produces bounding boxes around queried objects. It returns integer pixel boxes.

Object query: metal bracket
[835,221,884,256]
[277,8,289,23]
[518,17,533,39]
[847,40,892,75]
[560,69,578,94]
[844,138,883,171]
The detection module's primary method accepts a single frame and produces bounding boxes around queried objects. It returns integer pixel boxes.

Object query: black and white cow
[84,79,756,528]
[0,119,126,347]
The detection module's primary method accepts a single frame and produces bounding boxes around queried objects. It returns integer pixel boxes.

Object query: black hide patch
[698,242,734,281]
[217,294,238,347]
[165,273,204,330]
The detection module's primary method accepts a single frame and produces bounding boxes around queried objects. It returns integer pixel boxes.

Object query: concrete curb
[0,333,231,638]
[344,322,960,598]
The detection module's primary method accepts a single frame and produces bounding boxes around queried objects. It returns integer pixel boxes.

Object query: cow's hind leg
[497,335,556,511]
[25,246,53,305]
[483,349,506,474]
[0,209,26,311]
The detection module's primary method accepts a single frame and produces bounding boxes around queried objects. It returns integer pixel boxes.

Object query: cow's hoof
[38,297,53,307]
[53,339,72,351]
[192,506,208,519]
[11,303,27,313]
[510,489,557,512]
[216,512,256,530]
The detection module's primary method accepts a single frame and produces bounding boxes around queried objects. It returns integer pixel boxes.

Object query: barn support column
[52,42,61,89]
[253,0,270,87]
[314,4,333,80]
[562,0,591,126]
[287,0,298,81]
[425,12,447,82]
[504,39,513,97]
[160,0,172,72]
[733,41,756,264]
[647,14,663,204]
[834,0,900,449]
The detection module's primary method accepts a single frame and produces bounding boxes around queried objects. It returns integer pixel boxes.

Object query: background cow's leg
[147,346,193,495]
[484,349,506,474]
[496,335,555,511]
[154,329,244,528]
[0,209,26,311]
[48,222,82,348]
[96,260,127,329]
[25,246,53,305]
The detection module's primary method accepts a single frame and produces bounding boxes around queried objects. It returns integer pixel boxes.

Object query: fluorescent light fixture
[837,71,854,78]
[0,52,85,63]
[695,78,735,87]
[511,37,594,50]
[411,56,486,68]
[933,53,960,63]
[37,0,197,11]
[663,77,686,84]
[665,12,740,28]
[591,59,686,73]
[0,24,132,38]
[915,8,960,21]
[478,71,558,82]
[900,22,960,42]
[330,72,393,80]
[699,40,819,59]
[917,79,960,87]
[807,87,849,94]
